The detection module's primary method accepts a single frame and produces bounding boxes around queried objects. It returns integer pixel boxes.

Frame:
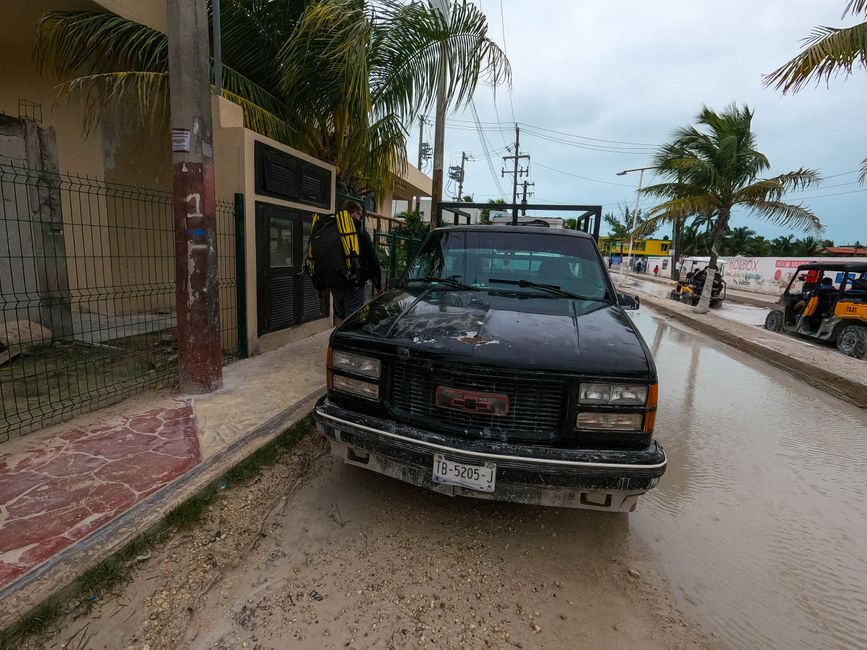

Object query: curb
[0,386,326,630]
[634,291,867,409]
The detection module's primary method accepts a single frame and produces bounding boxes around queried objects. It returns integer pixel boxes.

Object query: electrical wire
[498,0,517,123]
[470,100,507,198]
[533,161,637,188]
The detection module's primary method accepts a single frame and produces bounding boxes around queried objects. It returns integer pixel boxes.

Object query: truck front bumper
[314,397,667,512]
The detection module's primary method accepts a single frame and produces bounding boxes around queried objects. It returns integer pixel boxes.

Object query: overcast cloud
[430,0,866,244]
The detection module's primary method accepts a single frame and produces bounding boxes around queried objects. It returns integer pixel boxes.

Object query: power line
[532,161,636,188]
[498,0,517,123]
[447,118,659,147]
[470,100,507,198]
[791,187,867,200]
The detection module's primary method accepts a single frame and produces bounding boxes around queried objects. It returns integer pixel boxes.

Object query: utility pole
[417,116,425,169]
[167,0,222,393]
[615,166,654,282]
[520,180,534,215]
[502,124,530,225]
[449,151,468,200]
[431,71,447,228]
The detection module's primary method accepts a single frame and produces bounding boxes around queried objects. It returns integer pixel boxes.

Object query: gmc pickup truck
[314,226,666,512]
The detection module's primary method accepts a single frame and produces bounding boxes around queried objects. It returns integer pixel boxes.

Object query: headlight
[331,350,381,379]
[332,375,380,400]
[576,412,643,431]
[578,383,648,406]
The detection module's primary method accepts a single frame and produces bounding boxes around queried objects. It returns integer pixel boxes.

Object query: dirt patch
[24,430,708,650]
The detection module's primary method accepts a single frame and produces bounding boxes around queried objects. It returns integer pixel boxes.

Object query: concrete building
[0,0,430,356]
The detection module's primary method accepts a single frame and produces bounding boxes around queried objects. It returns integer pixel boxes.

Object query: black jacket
[357,227,382,290]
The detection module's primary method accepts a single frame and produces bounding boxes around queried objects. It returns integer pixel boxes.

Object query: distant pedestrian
[653,265,660,277]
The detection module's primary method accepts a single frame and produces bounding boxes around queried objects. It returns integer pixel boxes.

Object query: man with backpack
[307,200,382,326]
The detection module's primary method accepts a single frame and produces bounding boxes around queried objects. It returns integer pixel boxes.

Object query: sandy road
[38,432,705,650]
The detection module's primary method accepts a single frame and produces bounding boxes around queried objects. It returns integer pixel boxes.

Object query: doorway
[255,202,326,336]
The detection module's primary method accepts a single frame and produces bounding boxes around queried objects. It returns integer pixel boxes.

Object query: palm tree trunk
[671,215,682,279]
[695,211,729,314]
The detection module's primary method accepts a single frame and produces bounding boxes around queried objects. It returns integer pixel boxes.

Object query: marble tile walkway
[0,401,200,587]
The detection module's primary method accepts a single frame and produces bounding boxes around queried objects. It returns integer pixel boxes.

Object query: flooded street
[631,307,867,649]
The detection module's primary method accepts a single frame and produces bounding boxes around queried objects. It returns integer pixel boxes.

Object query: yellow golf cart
[764,262,867,359]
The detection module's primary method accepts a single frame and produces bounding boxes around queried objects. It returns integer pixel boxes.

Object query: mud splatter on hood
[336,289,652,377]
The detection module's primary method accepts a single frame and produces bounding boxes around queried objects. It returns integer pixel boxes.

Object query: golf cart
[764,262,867,359]
[669,271,727,308]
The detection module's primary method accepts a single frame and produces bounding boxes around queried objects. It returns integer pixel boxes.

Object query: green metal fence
[371,229,426,282]
[0,163,241,440]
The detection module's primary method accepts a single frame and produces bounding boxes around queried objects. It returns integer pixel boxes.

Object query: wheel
[691,296,700,306]
[764,310,784,332]
[710,299,722,309]
[836,323,867,359]
[669,290,679,300]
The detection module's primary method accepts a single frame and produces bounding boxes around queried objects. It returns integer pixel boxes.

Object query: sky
[423,0,866,244]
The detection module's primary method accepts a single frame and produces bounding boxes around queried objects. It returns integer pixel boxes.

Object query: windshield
[405,230,609,301]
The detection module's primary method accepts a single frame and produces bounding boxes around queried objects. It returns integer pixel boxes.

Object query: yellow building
[598,237,673,258]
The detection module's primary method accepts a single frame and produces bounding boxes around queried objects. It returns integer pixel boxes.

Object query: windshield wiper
[487,278,606,302]
[404,276,479,291]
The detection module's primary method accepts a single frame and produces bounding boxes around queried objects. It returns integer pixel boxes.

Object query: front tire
[836,324,867,359]
[765,310,784,332]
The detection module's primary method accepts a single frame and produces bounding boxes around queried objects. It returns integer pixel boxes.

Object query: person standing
[307,199,382,327]
[347,201,383,302]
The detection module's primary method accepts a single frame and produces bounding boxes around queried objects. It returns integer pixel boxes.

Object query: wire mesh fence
[0,163,239,440]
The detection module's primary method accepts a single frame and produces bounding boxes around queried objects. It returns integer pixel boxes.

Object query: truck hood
[336,288,652,378]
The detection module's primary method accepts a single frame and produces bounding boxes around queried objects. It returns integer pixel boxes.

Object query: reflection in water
[630,309,867,650]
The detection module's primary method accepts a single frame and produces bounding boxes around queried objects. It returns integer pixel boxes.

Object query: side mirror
[618,292,640,310]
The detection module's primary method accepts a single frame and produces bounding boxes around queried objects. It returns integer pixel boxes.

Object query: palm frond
[845,0,867,17]
[764,20,867,93]
[860,156,867,184]
[220,89,297,144]
[35,10,168,76]
[216,0,307,91]
[57,71,169,135]
[740,199,824,233]
[638,196,719,235]
[370,0,511,120]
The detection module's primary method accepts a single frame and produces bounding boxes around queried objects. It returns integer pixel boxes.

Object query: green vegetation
[765,0,867,183]
[35,0,509,200]
[0,417,312,649]
[639,104,822,311]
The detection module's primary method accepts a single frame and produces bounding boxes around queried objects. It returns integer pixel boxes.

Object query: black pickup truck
[313,226,666,512]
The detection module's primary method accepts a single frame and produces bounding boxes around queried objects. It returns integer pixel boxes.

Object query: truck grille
[390,360,565,439]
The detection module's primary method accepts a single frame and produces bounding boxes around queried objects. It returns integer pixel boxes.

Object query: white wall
[722,256,864,295]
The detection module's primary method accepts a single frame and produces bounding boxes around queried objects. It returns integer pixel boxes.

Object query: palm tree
[279,0,510,198]
[639,104,823,312]
[679,221,711,256]
[791,236,823,257]
[722,226,756,255]
[765,0,867,184]
[34,0,510,200]
[603,206,644,264]
[746,234,774,256]
[771,235,796,256]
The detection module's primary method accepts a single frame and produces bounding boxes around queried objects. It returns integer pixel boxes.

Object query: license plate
[432,454,496,492]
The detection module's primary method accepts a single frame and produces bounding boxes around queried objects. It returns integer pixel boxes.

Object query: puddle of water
[630,308,867,649]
